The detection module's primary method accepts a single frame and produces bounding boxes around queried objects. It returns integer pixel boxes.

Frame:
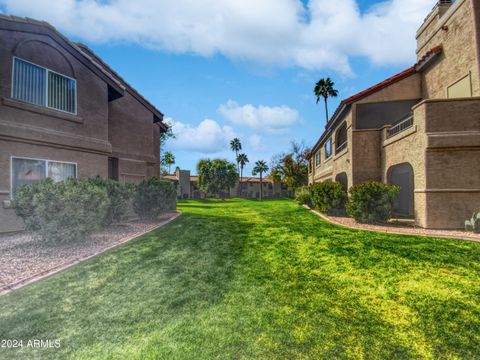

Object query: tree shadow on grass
[0,212,252,359]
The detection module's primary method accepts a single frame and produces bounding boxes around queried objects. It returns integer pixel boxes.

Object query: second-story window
[12,57,77,114]
[315,151,321,166]
[325,138,332,159]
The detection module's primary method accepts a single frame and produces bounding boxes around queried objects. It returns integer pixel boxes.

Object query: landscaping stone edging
[0,211,182,297]
[304,205,480,243]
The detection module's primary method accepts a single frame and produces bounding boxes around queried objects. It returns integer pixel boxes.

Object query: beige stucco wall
[352,129,382,184]
[353,74,422,111]
[417,0,480,99]
[0,139,108,233]
[309,73,421,188]
[381,103,428,226]
[381,97,480,229]
[310,110,353,187]
[421,98,480,228]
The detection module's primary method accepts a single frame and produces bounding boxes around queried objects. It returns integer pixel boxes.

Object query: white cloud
[0,0,435,74]
[248,134,266,152]
[218,100,300,133]
[165,117,235,153]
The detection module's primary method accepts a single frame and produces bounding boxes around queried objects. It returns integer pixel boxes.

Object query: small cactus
[465,212,480,233]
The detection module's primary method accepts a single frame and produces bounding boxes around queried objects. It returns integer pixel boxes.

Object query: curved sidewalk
[305,205,480,243]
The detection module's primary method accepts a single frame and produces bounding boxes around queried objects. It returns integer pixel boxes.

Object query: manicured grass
[1,199,479,359]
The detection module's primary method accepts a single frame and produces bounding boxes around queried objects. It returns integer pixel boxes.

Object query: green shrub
[13,178,109,243]
[12,182,43,231]
[295,186,311,205]
[310,182,347,215]
[346,181,400,224]
[87,177,133,225]
[133,178,177,219]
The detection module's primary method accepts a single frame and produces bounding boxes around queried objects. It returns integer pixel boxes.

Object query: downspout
[472,0,480,95]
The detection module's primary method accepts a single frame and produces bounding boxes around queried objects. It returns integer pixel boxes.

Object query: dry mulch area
[308,208,480,242]
[0,212,178,290]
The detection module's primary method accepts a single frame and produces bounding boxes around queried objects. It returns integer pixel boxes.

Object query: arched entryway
[335,172,348,192]
[388,163,414,217]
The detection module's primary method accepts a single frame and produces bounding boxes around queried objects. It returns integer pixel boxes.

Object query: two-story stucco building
[0,15,168,233]
[307,0,480,229]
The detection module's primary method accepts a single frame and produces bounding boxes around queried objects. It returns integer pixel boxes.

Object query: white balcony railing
[387,115,414,138]
[335,141,348,154]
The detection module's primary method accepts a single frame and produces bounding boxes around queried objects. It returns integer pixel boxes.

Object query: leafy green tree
[197,159,238,199]
[237,153,249,197]
[159,124,175,171]
[230,138,242,173]
[161,151,175,174]
[314,77,338,123]
[252,160,269,201]
[271,141,309,189]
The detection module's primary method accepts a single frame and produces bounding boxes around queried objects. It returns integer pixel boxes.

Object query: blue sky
[0,0,436,175]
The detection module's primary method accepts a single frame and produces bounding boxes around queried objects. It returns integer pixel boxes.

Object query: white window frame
[315,151,321,166]
[10,156,78,199]
[11,56,78,115]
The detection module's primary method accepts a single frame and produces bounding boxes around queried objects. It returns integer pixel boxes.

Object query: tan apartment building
[164,168,292,199]
[0,16,168,233]
[307,0,480,229]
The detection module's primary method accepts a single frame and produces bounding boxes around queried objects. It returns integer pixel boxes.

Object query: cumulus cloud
[0,0,435,74]
[165,117,235,153]
[218,100,300,133]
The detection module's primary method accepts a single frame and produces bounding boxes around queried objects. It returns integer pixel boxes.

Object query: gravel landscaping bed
[309,208,480,242]
[0,212,178,289]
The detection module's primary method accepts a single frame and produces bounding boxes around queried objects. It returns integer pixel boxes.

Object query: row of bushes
[13,177,176,243]
[296,181,400,224]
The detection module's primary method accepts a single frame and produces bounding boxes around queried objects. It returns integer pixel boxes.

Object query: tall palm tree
[314,77,338,123]
[252,160,269,201]
[230,138,242,173]
[237,153,249,197]
[162,151,175,174]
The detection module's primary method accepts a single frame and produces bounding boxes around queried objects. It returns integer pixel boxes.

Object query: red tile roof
[415,45,442,72]
[325,66,416,130]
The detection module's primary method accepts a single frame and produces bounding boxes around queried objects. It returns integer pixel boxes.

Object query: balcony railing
[335,141,348,154]
[387,115,413,138]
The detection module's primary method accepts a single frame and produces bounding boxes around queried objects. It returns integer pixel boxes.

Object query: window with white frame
[11,157,77,196]
[325,138,332,159]
[315,151,321,166]
[12,57,77,114]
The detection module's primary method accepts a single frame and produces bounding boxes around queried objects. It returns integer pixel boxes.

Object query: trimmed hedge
[87,176,133,225]
[346,181,400,224]
[133,178,177,219]
[13,178,109,243]
[310,182,347,215]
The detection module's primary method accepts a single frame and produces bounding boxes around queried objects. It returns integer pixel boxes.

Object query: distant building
[306,0,480,229]
[163,168,293,199]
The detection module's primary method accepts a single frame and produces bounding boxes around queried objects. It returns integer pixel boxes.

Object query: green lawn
[1,199,479,359]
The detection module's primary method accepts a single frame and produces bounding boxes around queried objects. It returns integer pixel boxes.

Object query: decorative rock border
[304,205,480,243]
[0,211,182,297]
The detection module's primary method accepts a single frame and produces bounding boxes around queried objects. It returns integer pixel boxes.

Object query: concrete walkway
[305,205,480,243]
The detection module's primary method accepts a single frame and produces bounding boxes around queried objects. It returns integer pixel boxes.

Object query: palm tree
[230,138,242,173]
[162,151,175,174]
[314,77,338,123]
[237,153,249,197]
[252,160,269,201]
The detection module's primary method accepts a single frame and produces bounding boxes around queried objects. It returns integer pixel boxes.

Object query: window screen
[12,57,77,114]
